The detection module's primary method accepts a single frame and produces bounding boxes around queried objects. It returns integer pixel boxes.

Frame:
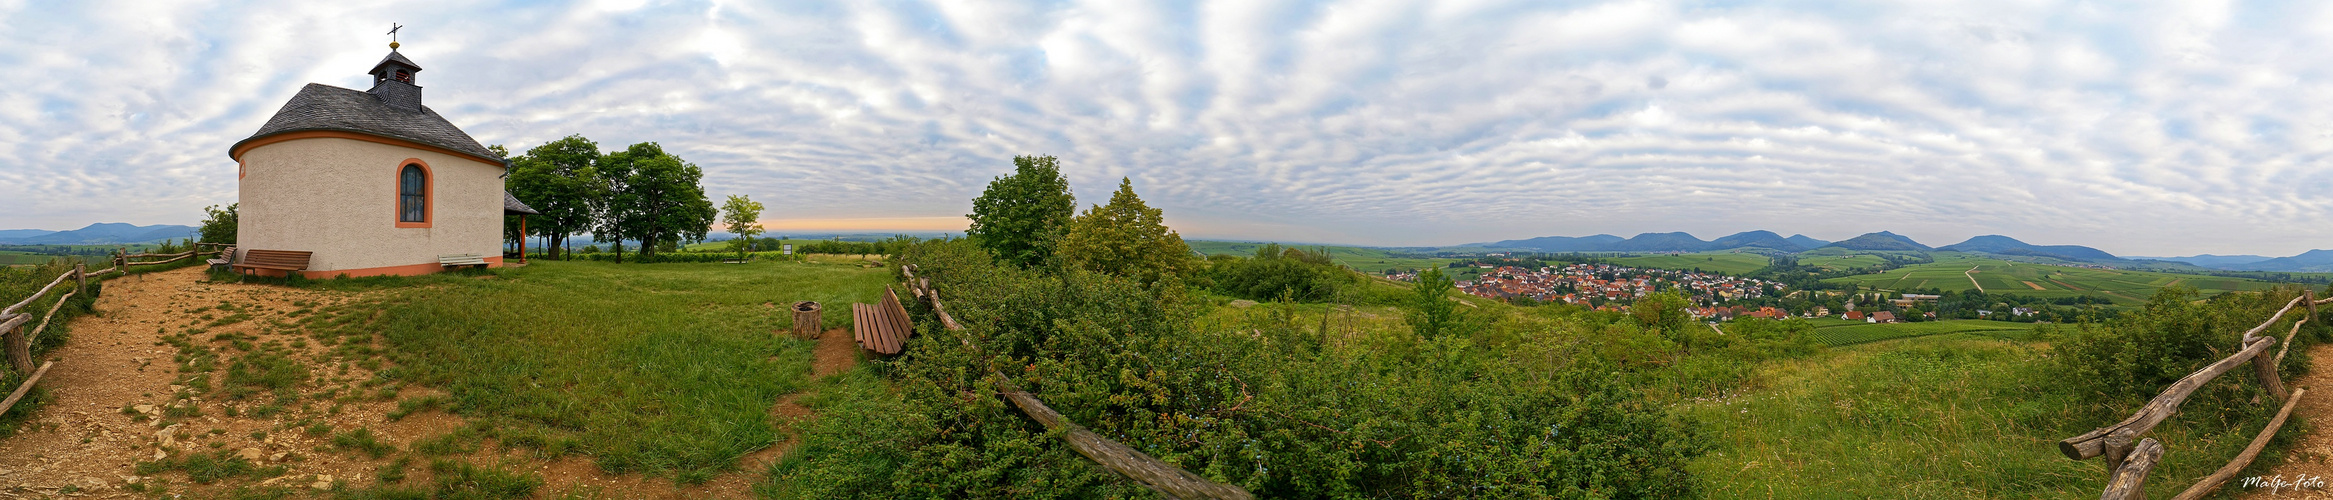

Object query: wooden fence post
[2308,290,2323,326]
[2254,344,2287,403]
[74,263,86,296]
[2,314,29,377]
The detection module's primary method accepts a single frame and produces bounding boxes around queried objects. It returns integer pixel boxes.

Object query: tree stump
[792,301,822,339]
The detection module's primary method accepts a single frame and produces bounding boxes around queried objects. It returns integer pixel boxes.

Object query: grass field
[1606,252,1770,275]
[1806,319,2035,346]
[1822,256,2281,304]
[1685,333,2287,497]
[347,259,893,482]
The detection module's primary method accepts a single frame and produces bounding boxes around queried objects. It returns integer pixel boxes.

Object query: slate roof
[371,51,422,73]
[503,191,539,215]
[231,83,500,163]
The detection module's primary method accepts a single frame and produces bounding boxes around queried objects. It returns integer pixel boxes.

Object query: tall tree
[966,155,1075,268]
[596,142,715,260]
[197,203,237,244]
[507,135,603,259]
[1057,177,1195,285]
[720,195,766,258]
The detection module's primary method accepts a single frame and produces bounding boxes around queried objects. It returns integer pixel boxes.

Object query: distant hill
[1784,234,1829,249]
[1708,230,1804,252]
[2226,249,2333,272]
[2134,254,2274,268]
[0,223,197,245]
[1606,232,1712,252]
[1485,234,1626,252]
[1938,235,2121,262]
[0,229,57,241]
[1823,231,1930,251]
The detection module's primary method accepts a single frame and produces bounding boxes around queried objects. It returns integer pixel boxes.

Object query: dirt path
[2240,344,2333,498]
[1965,267,1984,293]
[2023,281,2048,290]
[0,267,863,498]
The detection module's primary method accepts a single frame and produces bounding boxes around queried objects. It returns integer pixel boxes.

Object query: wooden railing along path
[899,264,1252,500]
[2060,292,2330,500]
[0,248,221,416]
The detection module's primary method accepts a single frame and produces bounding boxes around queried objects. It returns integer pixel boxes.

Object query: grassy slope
[1805,319,2033,346]
[361,259,892,481]
[1606,252,1770,275]
[1686,333,2288,497]
[1822,255,2280,304]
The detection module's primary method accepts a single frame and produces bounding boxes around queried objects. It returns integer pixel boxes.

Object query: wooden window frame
[396,159,433,228]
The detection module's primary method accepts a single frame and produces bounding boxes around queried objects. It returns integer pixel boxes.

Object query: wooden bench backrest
[243,250,313,268]
[853,287,915,355]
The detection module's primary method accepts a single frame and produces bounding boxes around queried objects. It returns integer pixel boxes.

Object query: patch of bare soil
[0,267,398,496]
[0,268,863,499]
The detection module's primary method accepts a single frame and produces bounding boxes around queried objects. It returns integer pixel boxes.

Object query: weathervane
[387,23,402,50]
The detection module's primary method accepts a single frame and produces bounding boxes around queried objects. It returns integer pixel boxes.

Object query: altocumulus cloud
[1,0,2330,256]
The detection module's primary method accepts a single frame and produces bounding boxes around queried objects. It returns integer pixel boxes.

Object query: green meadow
[1804,319,2035,346]
[329,258,893,482]
[1684,333,2285,498]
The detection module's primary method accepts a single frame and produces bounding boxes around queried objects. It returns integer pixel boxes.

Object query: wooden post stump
[74,263,86,295]
[792,301,822,339]
[2,315,29,377]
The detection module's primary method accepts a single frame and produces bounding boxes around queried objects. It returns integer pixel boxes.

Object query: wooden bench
[438,253,489,269]
[232,250,312,277]
[205,246,236,272]
[851,286,913,356]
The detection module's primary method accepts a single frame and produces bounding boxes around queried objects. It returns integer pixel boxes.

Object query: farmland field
[1605,252,1770,275]
[1806,319,2034,346]
[1821,257,2280,304]
[1188,240,1460,274]
[1798,254,1887,270]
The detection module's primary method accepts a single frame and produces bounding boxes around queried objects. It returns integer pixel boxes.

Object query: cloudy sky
[3,0,2330,256]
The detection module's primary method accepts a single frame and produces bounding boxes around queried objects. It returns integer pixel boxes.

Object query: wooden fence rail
[2059,291,2333,499]
[900,264,1252,500]
[0,249,206,416]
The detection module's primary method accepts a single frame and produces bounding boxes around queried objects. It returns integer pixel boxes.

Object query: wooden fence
[2059,292,2330,500]
[900,264,1252,500]
[0,248,219,416]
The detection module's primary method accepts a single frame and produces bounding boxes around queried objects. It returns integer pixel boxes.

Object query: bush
[2054,286,2314,423]
[771,239,1708,497]
[1204,244,1357,302]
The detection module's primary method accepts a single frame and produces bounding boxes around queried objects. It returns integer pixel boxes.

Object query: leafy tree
[198,203,237,244]
[1408,267,1461,339]
[966,155,1075,268]
[594,142,715,261]
[507,135,604,259]
[719,195,765,258]
[1056,178,1194,285]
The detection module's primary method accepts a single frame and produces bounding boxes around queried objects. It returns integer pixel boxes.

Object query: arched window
[399,164,427,223]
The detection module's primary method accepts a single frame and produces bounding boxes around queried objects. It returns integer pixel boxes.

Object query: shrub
[1204,244,1358,302]
[2054,286,2310,423]
[771,239,1708,497]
